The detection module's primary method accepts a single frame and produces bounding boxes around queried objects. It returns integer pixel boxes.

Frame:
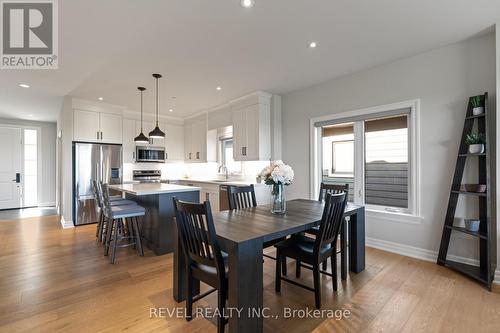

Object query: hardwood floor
[1,215,499,333]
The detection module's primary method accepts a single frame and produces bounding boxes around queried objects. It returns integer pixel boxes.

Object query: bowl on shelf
[464,219,480,232]
[462,184,487,193]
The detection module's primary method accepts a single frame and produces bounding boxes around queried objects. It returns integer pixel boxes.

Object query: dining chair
[305,183,349,271]
[275,192,347,309]
[227,185,287,274]
[101,183,145,264]
[173,198,228,333]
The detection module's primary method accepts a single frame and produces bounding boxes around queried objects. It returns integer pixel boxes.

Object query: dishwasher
[219,185,230,211]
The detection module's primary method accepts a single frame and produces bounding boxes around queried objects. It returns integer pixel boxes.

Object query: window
[219,138,241,174]
[24,129,38,207]
[312,100,419,216]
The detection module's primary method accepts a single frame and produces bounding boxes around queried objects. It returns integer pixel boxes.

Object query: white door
[74,109,100,142]
[0,127,22,209]
[99,113,123,144]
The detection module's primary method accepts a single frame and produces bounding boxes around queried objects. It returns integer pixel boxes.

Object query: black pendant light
[149,73,166,138]
[134,87,149,144]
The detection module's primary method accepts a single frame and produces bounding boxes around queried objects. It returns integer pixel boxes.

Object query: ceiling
[0,0,499,122]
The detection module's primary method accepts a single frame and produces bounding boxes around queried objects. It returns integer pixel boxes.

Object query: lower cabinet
[175,180,220,212]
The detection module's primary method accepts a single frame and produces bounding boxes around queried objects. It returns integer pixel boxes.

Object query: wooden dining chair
[227,185,287,273]
[305,183,349,271]
[173,198,228,333]
[275,192,347,309]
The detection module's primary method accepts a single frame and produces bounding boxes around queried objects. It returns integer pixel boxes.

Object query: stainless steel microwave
[135,146,165,163]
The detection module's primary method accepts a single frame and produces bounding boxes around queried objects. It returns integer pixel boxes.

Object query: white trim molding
[60,216,74,229]
[38,202,56,207]
[366,237,480,267]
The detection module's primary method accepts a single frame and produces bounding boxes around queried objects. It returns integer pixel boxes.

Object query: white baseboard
[38,202,56,207]
[365,237,480,267]
[60,216,74,229]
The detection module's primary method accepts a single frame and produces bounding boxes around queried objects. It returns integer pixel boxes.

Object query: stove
[133,170,162,183]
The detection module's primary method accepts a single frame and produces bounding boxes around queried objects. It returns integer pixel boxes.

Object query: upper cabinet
[184,116,208,162]
[231,92,271,161]
[73,109,123,144]
[165,122,184,161]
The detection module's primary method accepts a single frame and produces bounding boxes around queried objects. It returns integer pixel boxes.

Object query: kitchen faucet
[218,164,229,180]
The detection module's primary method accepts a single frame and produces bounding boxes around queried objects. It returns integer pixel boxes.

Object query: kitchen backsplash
[123,160,269,183]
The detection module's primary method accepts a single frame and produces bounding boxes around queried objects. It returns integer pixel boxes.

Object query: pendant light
[134,87,149,144]
[149,73,166,138]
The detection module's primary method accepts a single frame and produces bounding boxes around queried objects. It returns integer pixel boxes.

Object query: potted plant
[471,96,484,116]
[465,133,486,154]
[259,160,294,214]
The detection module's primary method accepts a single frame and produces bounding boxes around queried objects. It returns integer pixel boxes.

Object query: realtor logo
[1,0,58,69]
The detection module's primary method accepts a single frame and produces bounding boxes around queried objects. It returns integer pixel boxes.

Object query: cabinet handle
[165,152,168,160]
[133,152,135,160]
[96,131,99,139]
[100,132,103,140]
[189,153,192,160]
[196,152,200,159]
[205,192,210,201]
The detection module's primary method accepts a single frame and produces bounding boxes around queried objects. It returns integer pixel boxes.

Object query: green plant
[470,95,483,108]
[465,133,486,145]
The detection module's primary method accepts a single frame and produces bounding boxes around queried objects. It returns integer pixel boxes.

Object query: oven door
[136,146,165,163]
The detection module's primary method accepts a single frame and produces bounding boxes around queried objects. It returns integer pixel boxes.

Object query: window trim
[310,99,421,219]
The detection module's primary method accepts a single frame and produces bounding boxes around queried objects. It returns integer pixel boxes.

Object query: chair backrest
[318,183,349,202]
[91,180,102,209]
[315,192,347,253]
[173,198,226,277]
[227,185,257,210]
[99,182,112,218]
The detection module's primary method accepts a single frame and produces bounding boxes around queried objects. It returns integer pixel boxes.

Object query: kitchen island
[109,183,201,255]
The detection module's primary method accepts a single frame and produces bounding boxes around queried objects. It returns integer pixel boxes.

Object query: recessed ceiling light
[169,108,173,112]
[309,41,317,49]
[18,83,30,88]
[216,86,222,91]
[98,97,104,101]
[241,0,254,8]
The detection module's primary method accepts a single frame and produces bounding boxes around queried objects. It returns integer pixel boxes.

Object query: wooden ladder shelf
[437,92,495,290]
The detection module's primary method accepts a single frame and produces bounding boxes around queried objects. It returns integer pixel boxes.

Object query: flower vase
[271,183,286,214]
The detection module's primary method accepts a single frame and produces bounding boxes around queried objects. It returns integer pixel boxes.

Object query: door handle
[13,173,21,183]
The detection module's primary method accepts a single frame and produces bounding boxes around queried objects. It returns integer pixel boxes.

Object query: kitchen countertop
[109,183,201,196]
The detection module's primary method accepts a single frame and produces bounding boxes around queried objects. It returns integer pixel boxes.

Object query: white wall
[282,33,496,261]
[0,117,56,206]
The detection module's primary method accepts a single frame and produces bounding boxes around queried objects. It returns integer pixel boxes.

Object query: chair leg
[132,217,144,256]
[95,212,101,237]
[331,253,338,291]
[186,267,193,321]
[275,250,282,293]
[282,257,287,276]
[313,263,321,309]
[104,218,114,256]
[296,260,301,278]
[322,260,328,271]
[217,288,226,333]
[110,219,120,264]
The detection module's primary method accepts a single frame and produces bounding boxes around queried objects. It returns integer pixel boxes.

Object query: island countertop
[109,183,201,196]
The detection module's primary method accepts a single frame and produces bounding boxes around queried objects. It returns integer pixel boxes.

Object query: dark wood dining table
[173,199,365,333]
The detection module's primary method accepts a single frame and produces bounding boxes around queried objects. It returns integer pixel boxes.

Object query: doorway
[0,126,40,210]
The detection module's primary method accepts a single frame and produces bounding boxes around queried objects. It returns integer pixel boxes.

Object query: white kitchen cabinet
[99,113,123,144]
[73,109,123,144]
[231,93,271,161]
[184,117,207,162]
[73,109,100,142]
[176,180,220,212]
[122,118,136,163]
[165,122,184,161]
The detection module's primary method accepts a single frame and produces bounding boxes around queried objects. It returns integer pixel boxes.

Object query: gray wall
[282,33,496,260]
[0,117,57,205]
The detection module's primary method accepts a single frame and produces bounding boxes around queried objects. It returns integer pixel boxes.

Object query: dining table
[173,199,365,333]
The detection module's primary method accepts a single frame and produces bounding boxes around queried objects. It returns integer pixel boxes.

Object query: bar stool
[92,180,138,243]
[101,183,145,264]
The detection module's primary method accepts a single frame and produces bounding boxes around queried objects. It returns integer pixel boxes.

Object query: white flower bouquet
[259,160,294,193]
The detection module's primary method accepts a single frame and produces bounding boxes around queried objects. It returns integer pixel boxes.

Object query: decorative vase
[472,106,484,116]
[468,144,485,154]
[271,183,286,214]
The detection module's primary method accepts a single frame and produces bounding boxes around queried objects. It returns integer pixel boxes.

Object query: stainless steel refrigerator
[73,142,122,226]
